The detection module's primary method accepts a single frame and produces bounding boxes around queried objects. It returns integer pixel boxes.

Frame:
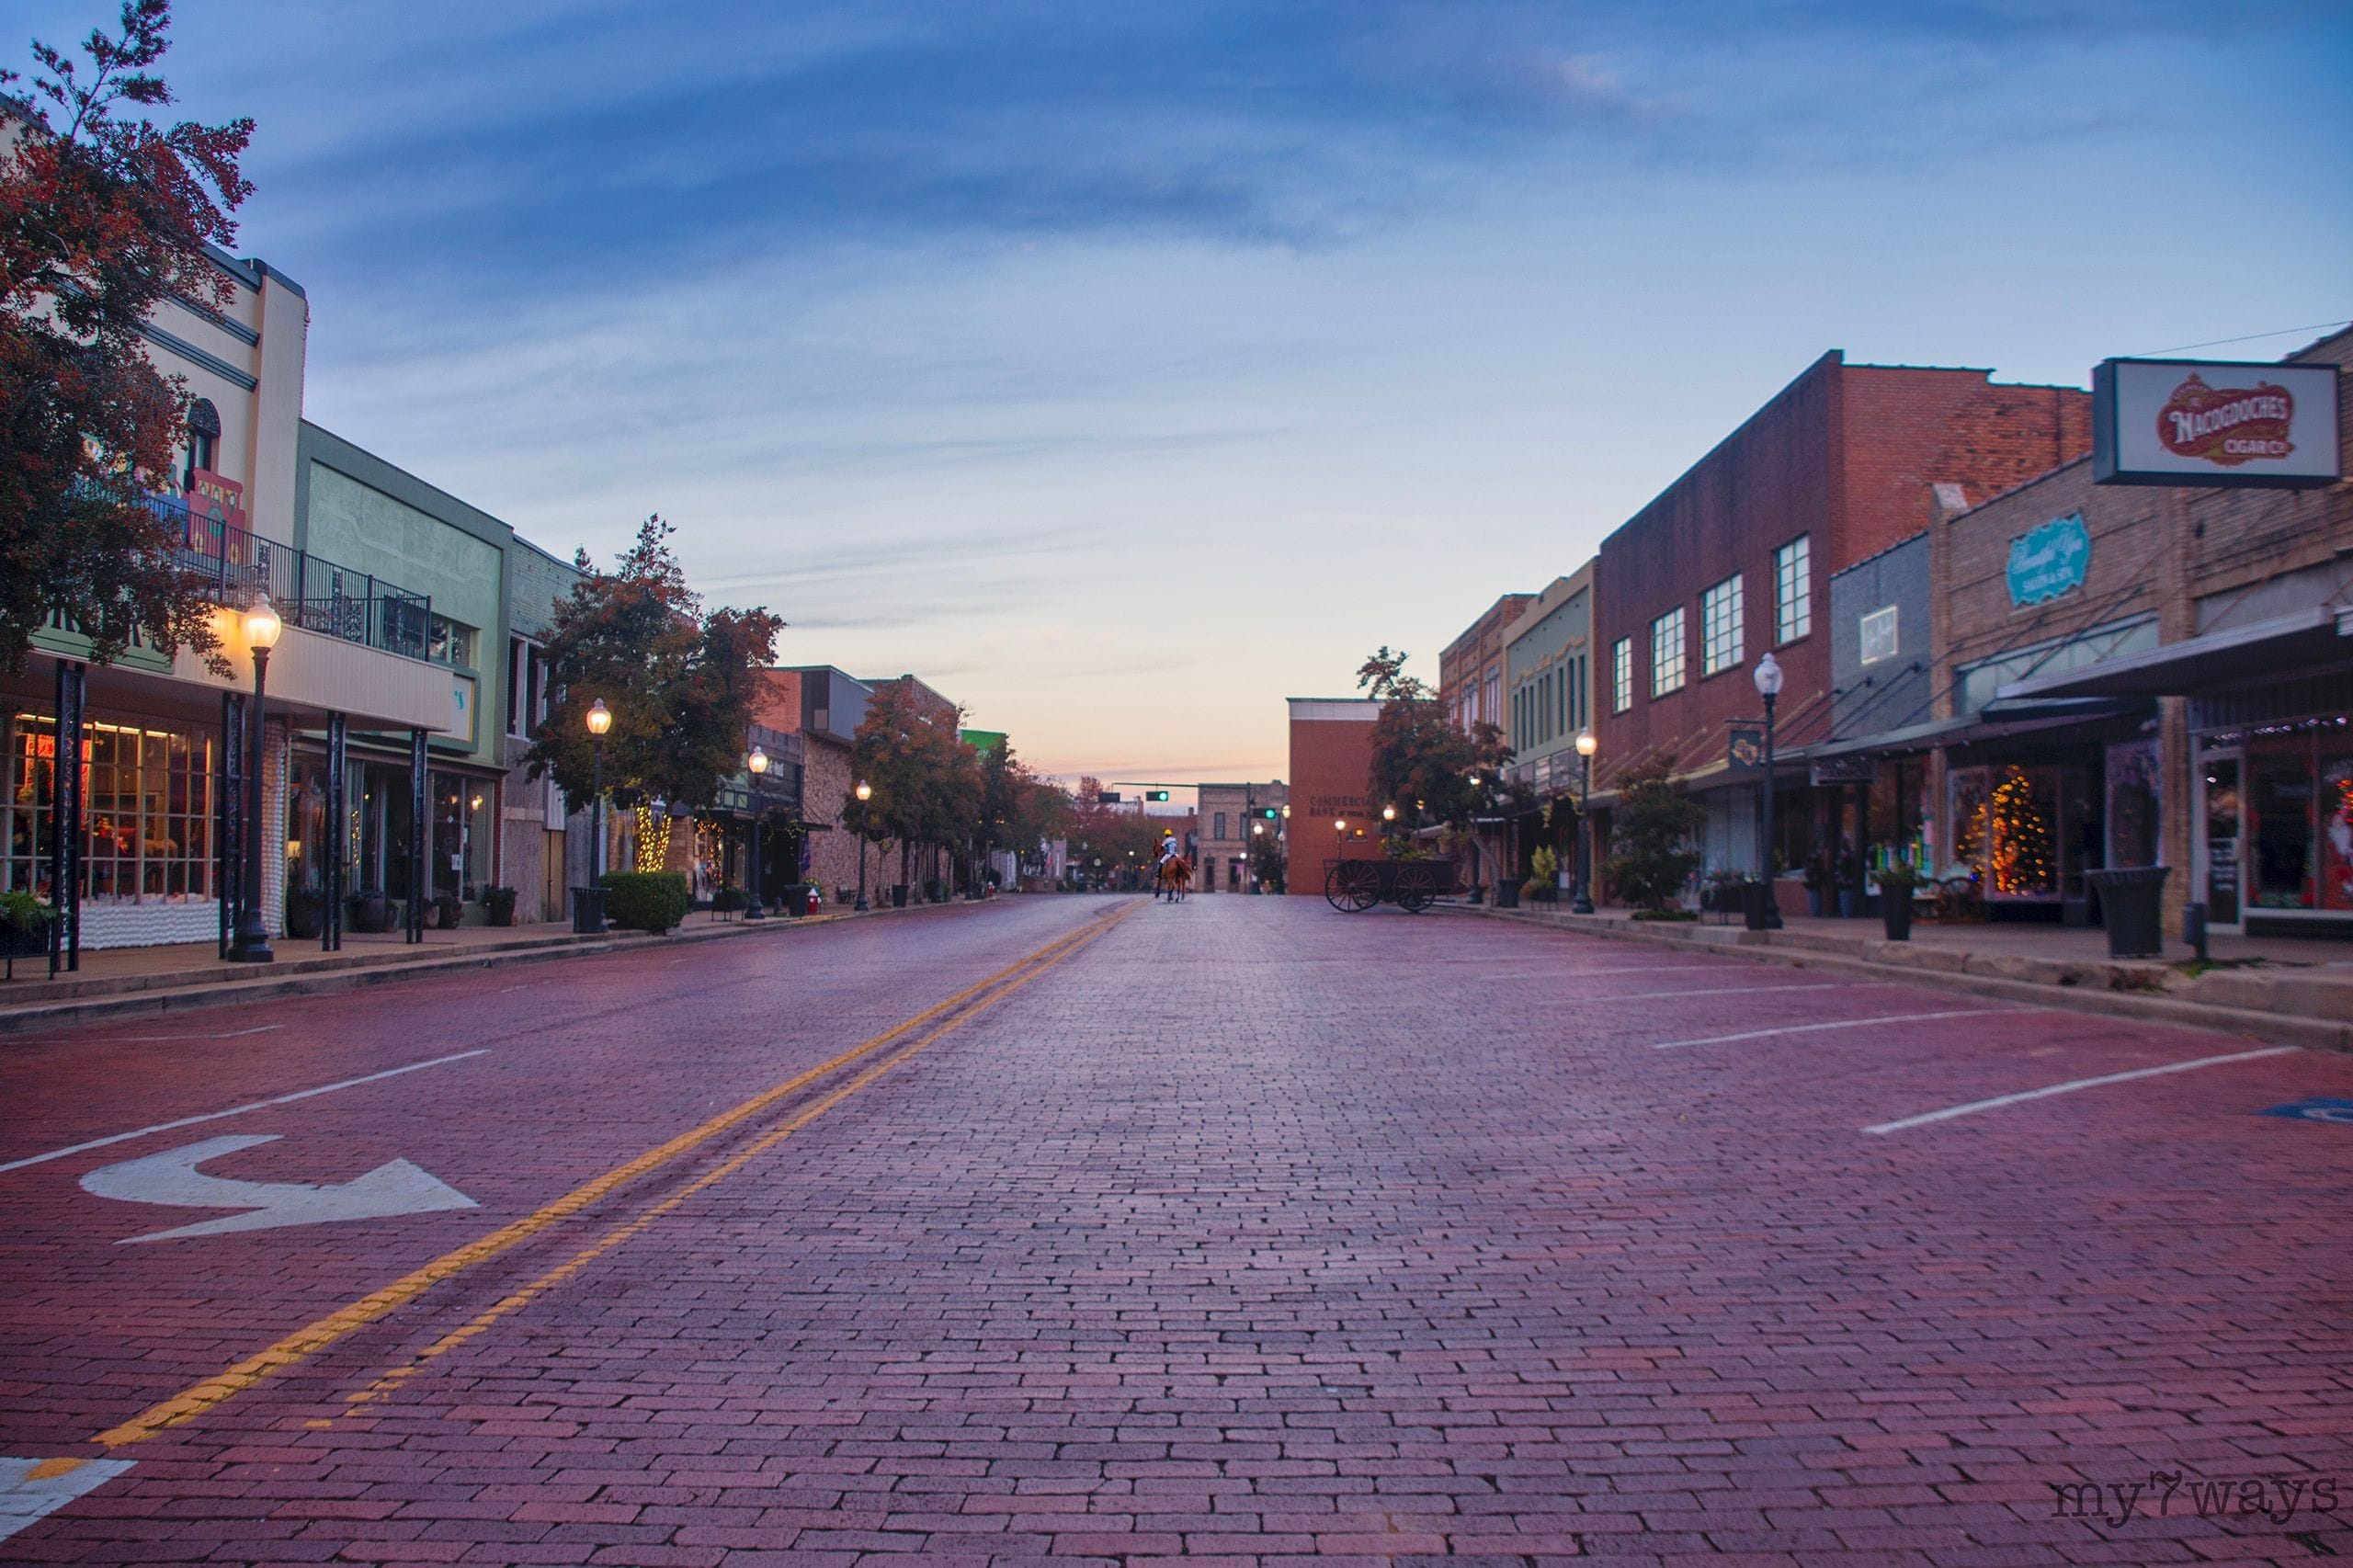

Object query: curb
[1451,905,2353,1054]
[0,900,991,1040]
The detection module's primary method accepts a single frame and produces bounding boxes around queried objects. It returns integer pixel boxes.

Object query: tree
[1248,830,1286,894]
[2,1,253,673]
[849,677,982,892]
[1357,644,1509,844]
[1603,751,1704,910]
[529,517,783,830]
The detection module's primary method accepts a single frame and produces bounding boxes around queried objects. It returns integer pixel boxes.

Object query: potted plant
[350,889,393,933]
[432,892,464,929]
[284,884,326,940]
[0,890,54,978]
[1877,859,1919,940]
[1703,868,1747,919]
[711,883,747,918]
[1523,845,1560,903]
[483,886,520,926]
[1802,856,1827,918]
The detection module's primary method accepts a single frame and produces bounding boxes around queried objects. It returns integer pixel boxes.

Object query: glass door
[2200,750,2242,929]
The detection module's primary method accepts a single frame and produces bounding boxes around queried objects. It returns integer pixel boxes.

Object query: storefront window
[2203,756,2241,925]
[1987,765,2058,899]
[287,753,332,895]
[2105,740,2160,869]
[2251,747,2314,910]
[3,715,214,903]
[1949,767,1989,882]
[430,772,493,899]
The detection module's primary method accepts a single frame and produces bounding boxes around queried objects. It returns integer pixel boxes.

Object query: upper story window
[1859,605,1899,665]
[1775,534,1812,643]
[1701,574,1744,677]
[1612,638,1633,713]
[427,616,476,670]
[1651,607,1688,698]
[183,398,220,488]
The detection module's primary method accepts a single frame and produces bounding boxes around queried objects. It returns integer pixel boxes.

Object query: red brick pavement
[2,894,2349,1564]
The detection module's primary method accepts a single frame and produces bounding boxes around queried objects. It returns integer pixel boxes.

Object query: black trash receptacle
[2086,867,2169,959]
[1494,881,1520,910]
[570,886,606,935]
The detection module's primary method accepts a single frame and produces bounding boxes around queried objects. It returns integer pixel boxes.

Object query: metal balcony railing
[149,492,433,662]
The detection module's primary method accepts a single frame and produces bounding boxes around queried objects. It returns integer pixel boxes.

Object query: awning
[1996,607,2348,700]
[1808,698,2152,762]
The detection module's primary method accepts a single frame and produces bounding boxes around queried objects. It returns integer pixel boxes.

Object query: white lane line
[1863,1045,2301,1135]
[1653,1007,2040,1050]
[0,1457,135,1543]
[1583,982,1886,1005]
[0,1049,491,1176]
[17,1023,287,1047]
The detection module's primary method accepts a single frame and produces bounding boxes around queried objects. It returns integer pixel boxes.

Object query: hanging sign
[1725,720,1766,777]
[2006,513,2091,607]
[2093,358,2341,489]
[1812,756,1876,786]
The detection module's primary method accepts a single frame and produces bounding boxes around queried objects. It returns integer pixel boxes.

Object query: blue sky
[35,0,2351,781]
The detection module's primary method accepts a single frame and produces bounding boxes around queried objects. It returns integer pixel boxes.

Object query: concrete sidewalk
[1461,902,2353,1051]
[0,898,1001,1037]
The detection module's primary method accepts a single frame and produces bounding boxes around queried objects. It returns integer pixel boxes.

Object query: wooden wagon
[1323,857,1458,915]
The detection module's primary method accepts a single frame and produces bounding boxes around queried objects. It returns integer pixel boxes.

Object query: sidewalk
[0,899,983,1037]
[1461,903,2353,1051]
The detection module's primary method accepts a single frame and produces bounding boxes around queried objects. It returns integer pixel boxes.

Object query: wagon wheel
[1392,862,1441,914]
[1324,860,1381,912]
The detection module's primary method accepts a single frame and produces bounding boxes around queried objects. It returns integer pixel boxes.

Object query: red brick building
[1438,593,1535,735]
[1284,698,1383,896]
[1591,350,2090,904]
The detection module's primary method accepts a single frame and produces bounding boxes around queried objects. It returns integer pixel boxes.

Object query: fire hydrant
[805,884,821,918]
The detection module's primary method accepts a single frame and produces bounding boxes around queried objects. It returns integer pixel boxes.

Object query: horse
[1155,855,1192,903]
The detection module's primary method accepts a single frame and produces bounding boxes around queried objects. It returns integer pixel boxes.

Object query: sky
[26,0,2351,787]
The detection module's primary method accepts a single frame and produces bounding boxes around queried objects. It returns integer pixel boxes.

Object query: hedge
[598,870,691,933]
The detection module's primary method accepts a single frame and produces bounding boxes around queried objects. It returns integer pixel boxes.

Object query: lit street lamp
[744,745,769,920]
[1572,727,1597,915]
[854,779,873,911]
[1752,651,1785,930]
[226,593,281,962]
[585,699,612,883]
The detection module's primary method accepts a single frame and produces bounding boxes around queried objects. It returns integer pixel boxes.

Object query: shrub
[599,870,691,933]
[483,886,520,926]
[1605,752,1704,910]
[710,884,748,914]
[0,889,56,934]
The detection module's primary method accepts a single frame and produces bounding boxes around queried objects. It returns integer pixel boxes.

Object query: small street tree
[2,1,253,673]
[1603,751,1704,911]
[529,517,783,859]
[1356,644,1509,846]
[849,677,982,893]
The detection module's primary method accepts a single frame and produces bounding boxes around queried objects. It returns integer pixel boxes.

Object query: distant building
[1194,781,1287,892]
[1284,698,1383,896]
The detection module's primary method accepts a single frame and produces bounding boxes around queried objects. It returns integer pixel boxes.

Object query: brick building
[1438,593,1535,735]
[1589,349,2091,907]
[753,667,873,902]
[1284,698,1383,896]
[1195,781,1287,892]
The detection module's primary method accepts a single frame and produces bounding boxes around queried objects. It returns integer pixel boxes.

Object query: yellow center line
[340,903,1130,1412]
[84,904,1131,1454]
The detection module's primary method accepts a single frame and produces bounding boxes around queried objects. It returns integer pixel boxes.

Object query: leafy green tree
[2,0,253,673]
[529,516,783,823]
[1357,645,1510,846]
[1603,751,1704,910]
[849,677,982,890]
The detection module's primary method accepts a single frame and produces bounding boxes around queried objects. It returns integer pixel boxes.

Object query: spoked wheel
[1393,862,1441,914]
[1324,860,1381,912]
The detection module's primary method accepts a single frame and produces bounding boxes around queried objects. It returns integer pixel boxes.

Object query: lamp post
[1572,728,1597,915]
[853,780,872,911]
[1753,651,1785,930]
[745,745,769,920]
[585,699,612,883]
[226,594,281,962]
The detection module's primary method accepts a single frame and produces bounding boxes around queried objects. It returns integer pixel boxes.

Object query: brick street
[3,896,2350,1565]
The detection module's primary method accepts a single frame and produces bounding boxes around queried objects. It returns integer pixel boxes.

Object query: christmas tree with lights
[1988,766,2052,896]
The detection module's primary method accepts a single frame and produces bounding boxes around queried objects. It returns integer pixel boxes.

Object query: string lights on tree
[1988,766,2052,896]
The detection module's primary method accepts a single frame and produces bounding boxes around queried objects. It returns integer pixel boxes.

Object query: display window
[2234,722,2353,913]
[3,713,215,902]
[1947,760,2089,901]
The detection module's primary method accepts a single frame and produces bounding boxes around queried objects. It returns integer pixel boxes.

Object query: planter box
[1,923,49,980]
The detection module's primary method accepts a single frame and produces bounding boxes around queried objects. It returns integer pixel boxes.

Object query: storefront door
[2200,751,2243,931]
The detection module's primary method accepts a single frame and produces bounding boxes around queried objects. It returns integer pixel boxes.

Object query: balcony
[149,492,433,662]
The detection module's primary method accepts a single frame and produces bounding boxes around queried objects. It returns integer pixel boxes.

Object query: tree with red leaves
[1,0,254,672]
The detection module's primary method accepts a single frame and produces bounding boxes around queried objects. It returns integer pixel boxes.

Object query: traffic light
[1096,790,1120,804]
[1147,790,1171,801]
[1260,807,1279,819]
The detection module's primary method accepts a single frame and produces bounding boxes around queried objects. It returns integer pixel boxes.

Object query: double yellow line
[76,903,1132,1459]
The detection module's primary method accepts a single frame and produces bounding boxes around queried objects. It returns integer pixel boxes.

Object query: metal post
[591,738,604,884]
[50,661,86,977]
[325,712,347,951]
[227,649,276,961]
[1759,691,1782,929]
[855,834,869,912]
[407,728,427,945]
[1573,753,1596,915]
[745,795,767,919]
[217,690,241,961]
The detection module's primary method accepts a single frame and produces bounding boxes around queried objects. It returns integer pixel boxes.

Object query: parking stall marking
[1863,1044,2302,1135]
[1652,1006,2042,1050]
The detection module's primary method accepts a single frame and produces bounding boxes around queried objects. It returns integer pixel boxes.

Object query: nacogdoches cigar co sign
[2094,357,2341,489]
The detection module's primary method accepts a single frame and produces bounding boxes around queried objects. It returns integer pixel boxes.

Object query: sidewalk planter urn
[283,889,325,940]
[1493,881,1519,909]
[0,895,51,978]
[1881,892,1914,941]
[1741,881,1774,931]
[350,892,393,933]
[568,885,607,935]
[483,887,519,926]
[432,893,464,930]
[891,884,909,909]
[2087,866,2170,959]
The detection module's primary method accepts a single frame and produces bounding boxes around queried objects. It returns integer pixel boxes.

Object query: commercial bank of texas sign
[2094,357,2342,489]
[2007,513,2090,607]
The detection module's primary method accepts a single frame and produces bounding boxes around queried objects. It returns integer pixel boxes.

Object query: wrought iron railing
[148,492,432,661]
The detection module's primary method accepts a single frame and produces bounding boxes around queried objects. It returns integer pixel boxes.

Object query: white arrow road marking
[79,1134,478,1244]
[0,1457,134,1544]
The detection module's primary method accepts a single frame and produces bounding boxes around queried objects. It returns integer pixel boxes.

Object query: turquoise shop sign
[2006,512,2090,606]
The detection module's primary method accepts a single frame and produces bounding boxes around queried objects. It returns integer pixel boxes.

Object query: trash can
[2086,866,2169,959]
[1494,881,1519,910]
[569,885,606,935]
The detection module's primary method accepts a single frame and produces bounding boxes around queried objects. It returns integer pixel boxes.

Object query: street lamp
[585,698,612,884]
[1572,727,1597,915]
[226,593,281,962]
[744,745,769,920]
[1752,651,1785,930]
[853,779,872,911]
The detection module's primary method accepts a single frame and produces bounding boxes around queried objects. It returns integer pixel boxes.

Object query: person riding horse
[1154,833,1191,902]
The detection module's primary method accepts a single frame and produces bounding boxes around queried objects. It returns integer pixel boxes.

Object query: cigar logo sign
[2156,372,2296,467]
